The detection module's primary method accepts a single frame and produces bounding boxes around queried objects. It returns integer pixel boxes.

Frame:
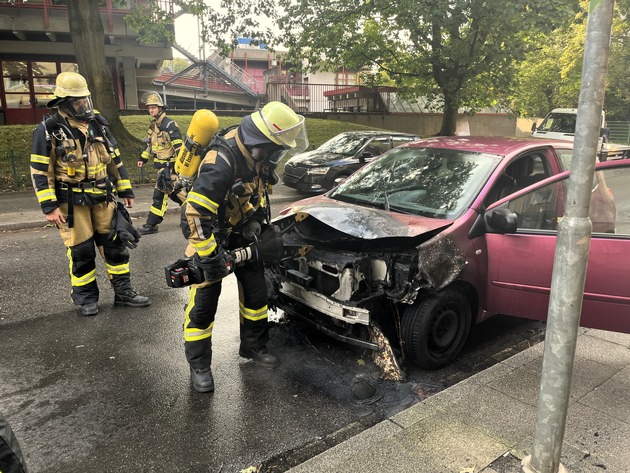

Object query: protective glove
[192,249,234,282]
[242,219,262,241]
[156,166,175,194]
[109,202,141,249]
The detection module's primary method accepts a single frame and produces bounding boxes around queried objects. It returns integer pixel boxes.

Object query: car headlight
[307,167,329,175]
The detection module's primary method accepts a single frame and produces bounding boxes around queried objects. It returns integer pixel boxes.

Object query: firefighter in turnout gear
[30,71,150,316]
[181,102,308,392]
[137,91,185,235]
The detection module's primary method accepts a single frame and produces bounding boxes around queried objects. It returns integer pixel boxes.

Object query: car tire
[400,287,471,370]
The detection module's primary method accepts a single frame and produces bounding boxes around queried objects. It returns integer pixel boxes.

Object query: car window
[330,147,499,219]
[556,149,574,171]
[392,136,417,147]
[537,113,577,133]
[505,167,630,235]
[364,137,391,155]
[317,134,367,156]
[484,153,551,207]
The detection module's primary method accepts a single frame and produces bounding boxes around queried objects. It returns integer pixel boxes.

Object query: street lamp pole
[522,2,615,472]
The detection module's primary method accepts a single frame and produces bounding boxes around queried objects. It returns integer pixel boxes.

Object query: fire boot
[111,275,151,308]
[81,302,99,316]
[239,345,280,369]
[190,367,214,393]
[138,223,158,235]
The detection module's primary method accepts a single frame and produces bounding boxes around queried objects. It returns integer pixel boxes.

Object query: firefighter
[30,71,150,316]
[181,101,308,392]
[0,411,28,473]
[136,91,185,235]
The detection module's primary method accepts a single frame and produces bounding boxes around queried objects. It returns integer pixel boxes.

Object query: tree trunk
[66,0,139,153]
[438,96,458,136]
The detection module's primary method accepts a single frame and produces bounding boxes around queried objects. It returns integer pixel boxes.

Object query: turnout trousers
[183,260,269,370]
[146,168,186,226]
[58,201,131,305]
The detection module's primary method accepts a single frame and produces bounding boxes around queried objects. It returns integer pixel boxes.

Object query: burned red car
[266,136,630,372]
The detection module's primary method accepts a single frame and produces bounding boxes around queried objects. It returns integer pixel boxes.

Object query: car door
[483,161,630,333]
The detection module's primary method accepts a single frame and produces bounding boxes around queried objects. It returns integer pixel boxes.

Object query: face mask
[65,96,95,121]
[250,147,282,185]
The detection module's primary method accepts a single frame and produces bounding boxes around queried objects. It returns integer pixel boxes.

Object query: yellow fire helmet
[53,71,91,98]
[141,91,165,108]
[250,101,308,155]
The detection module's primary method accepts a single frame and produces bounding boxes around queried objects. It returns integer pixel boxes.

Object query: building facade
[0,0,173,125]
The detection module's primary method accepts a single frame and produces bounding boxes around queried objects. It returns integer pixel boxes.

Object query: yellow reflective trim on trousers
[184,322,214,342]
[105,262,130,275]
[71,268,97,286]
[36,188,57,203]
[239,302,268,321]
[31,153,50,165]
[187,191,219,214]
[171,138,183,146]
[183,287,214,342]
[149,193,169,217]
[192,235,217,257]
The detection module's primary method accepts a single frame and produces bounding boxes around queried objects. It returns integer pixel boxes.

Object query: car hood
[287,150,350,167]
[283,195,453,241]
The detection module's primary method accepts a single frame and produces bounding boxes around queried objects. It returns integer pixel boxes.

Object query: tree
[126,0,280,57]
[163,58,192,74]
[512,0,630,120]
[66,0,137,150]
[279,0,576,135]
[65,0,279,152]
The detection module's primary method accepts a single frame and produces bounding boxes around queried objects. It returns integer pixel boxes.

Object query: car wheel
[400,287,471,370]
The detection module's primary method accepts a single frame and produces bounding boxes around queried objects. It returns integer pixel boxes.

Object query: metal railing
[608,121,630,145]
[265,82,393,113]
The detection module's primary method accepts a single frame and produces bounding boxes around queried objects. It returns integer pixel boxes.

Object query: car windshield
[317,134,368,156]
[537,113,577,134]
[329,147,500,219]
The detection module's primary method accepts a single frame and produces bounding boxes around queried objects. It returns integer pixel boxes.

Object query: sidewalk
[286,329,630,473]
[3,187,630,472]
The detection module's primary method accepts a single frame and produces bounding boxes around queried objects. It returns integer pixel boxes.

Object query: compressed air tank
[174,109,219,179]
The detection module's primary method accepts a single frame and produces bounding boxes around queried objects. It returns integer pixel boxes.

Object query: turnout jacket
[30,110,134,215]
[184,127,268,257]
[139,113,183,169]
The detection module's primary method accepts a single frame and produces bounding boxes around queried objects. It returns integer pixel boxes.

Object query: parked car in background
[266,136,630,372]
[282,130,420,193]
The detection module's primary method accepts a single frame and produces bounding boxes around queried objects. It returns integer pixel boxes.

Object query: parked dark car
[282,130,420,193]
[266,136,630,372]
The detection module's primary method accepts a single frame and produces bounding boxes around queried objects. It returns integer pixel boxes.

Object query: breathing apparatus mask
[60,96,95,122]
[250,145,284,185]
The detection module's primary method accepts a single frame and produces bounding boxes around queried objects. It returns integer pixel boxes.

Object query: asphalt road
[0,187,546,473]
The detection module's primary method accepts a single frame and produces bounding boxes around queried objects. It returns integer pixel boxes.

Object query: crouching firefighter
[181,101,308,392]
[136,91,186,235]
[30,71,150,317]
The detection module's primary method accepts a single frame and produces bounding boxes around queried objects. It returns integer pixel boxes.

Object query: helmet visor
[67,96,95,121]
[258,111,309,156]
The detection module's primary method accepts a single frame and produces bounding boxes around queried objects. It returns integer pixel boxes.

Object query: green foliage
[278,0,577,134]
[125,1,281,56]
[162,58,192,74]
[125,3,175,45]
[512,0,630,120]
[0,115,379,192]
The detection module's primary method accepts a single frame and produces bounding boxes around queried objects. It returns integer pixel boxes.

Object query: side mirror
[358,151,375,162]
[486,207,518,234]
